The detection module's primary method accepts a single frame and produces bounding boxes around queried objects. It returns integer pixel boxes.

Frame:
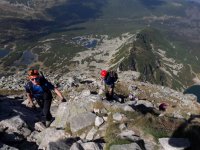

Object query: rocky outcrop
[70,112,96,133]
[110,143,142,150]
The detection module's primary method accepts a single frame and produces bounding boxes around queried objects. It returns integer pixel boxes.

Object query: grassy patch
[132,114,183,141]
[105,139,132,150]
[143,126,169,140]
[74,124,94,136]
[103,112,135,150]
[115,82,130,97]
[111,43,131,65]
[2,51,23,66]
[104,120,131,150]
[93,101,105,110]
[65,123,72,135]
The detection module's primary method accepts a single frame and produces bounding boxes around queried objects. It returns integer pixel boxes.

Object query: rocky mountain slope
[0,71,200,150]
[1,1,200,149]
[111,28,197,90]
[0,0,66,19]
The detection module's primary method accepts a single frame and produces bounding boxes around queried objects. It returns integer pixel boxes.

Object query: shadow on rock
[48,137,80,150]
[171,115,200,150]
[0,131,38,150]
[132,104,160,116]
[0,96,42,129]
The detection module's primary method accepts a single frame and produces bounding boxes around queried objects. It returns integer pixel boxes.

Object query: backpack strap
[25,81,33,94]
[108,71,118,82]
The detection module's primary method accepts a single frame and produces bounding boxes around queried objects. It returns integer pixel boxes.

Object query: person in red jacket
[101,70,118,100]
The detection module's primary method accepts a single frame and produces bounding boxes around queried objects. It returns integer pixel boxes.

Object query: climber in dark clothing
[101,70,118,100]
[24,69,66,127]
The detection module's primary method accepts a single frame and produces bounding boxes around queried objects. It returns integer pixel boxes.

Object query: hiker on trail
[100,70,118,100]
[24,69,66,127]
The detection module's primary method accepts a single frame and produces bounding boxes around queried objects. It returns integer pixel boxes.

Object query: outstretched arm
[54,88,66,102]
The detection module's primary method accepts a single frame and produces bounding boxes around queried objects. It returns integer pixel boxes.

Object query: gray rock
[118,71,140,81]
[183,94,197,101]
[113,113,123,121]
[70,112,96,133]
[123,105,135,112]
[81,89,91,97]
[51,100,93,128]
[119,123,127,131]
[81,142,104,150]
[93,108,100,114]
[85,95,102,102]
[70,140,104,150]
[68,77,75,86]
[34,122,46,132]
[70,142,83,150]
[37,128,67,149]
[27,131,40,143]
[86,127,98,141]
[0,115,31,137]
[95,116,104,127]
[118,130,140,142]
[110,143,142,150]
[159,138,190,150]
[173,112,184,119]
[47,139,73,150]
[144,140,158,150]
[135,100,153,108]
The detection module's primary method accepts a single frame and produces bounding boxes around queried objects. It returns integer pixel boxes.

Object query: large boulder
[86,127,98,141]
[48,138,80,150]
[70,112,96,133]
[36,128,69,149]
[0,115,31,137]
[118,130,140,142]
[70,140,104,150]
[51,100,94,128]
[110,143,142,150]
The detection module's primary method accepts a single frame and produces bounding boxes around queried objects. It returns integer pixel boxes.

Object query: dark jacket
[104,72,118,86]
[25,77,54,99]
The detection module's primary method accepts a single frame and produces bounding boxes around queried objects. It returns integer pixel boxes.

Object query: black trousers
[105,83,115,100]
[36,92,52,121]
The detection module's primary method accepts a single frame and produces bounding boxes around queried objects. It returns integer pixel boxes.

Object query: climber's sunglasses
[31,77,40,81]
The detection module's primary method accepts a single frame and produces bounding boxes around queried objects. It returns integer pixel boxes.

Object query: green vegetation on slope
[112,27,198,90]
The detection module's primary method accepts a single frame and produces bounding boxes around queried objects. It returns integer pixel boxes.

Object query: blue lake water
[184,85,200,103]
[85,40,97,48]
[72,37,98,49]
[0,49,10,58]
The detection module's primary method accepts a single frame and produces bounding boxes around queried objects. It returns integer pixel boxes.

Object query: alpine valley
[1,0,200,90]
